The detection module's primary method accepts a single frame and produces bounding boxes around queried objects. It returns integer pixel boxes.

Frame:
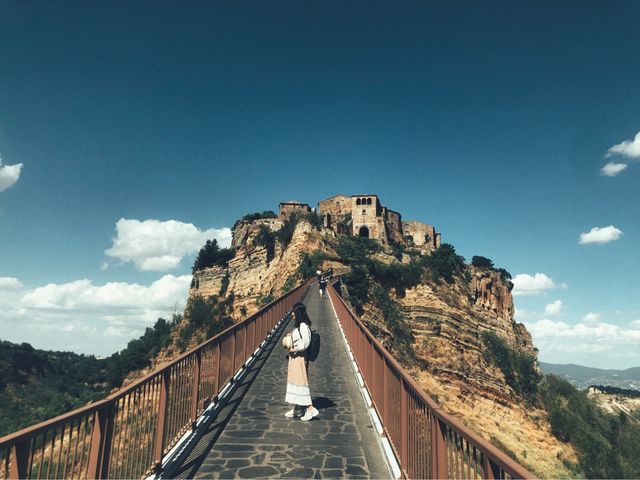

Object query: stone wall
[279,201,311,219]
[385,209,404,243]
[403,221,438,252]
[318,195,351,230]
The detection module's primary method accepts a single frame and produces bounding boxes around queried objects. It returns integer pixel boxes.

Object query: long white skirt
[285,354,311,405]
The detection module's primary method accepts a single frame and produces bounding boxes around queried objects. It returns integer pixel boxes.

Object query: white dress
[285,322,312,406]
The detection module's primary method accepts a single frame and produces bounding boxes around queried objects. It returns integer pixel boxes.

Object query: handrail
[0,278,312,480]
[328,280,535,480]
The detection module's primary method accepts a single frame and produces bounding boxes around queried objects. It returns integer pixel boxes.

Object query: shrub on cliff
[298,250,328,279]
[342,264,370,315]
[481,331,540,402]
[232,211,278,229]
[192,239,235,273]
[276,214,299,248]
[471,255,512,282]
[422,243,465,283]
[471,255,494,269]
[254,225,276,262]
[335,235,381,264]
[369,260,422,297]
[371,285,415,364]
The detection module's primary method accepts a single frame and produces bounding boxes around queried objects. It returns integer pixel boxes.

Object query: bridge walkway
[168,286,392,479]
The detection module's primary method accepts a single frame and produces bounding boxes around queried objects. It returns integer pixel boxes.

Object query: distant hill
[0,340,111,437]
[540,362,640,390]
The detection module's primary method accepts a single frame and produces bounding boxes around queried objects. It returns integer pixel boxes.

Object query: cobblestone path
[168,286,392,479]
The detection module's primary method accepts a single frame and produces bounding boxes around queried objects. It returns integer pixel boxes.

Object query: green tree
[298,250,327,279]
[192,239,235,273]
[471,255,494,269]
[422,243,465,283]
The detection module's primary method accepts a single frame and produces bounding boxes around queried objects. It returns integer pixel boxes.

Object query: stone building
[279,201,311,219]
[402,221,441,253]
[317,194,437,250]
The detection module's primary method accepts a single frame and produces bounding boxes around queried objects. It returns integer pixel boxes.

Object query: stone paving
[167,286,392,479]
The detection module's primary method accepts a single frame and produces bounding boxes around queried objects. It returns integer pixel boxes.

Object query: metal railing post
[431,414,448,479]
[191,350,202,429]
[483,453,500,479]
[8,439,29,480]
[153,369,171,473]
[87,403,115,479]
[401,382,409,469]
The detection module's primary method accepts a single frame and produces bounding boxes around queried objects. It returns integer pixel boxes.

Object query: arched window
[366,198,372,205]
[358,226,370,238]
[356,198,361,205]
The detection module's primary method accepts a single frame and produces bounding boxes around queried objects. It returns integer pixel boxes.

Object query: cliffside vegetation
[480,332,640,478]
[541,375,640,478]
[481,331,541,403]
[0,341,110,436]
[192,239,235,273]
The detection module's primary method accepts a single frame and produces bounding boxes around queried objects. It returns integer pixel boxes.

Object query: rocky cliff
[401,268,534,403]
[190,216,333,322]
[187,207,577,477]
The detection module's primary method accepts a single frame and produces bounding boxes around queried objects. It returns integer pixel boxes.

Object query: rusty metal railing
[0,280,311,480]
[328,281,535,480]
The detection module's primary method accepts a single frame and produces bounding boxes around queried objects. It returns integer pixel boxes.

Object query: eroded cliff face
[190,218,334,321]
[402,271,530,402]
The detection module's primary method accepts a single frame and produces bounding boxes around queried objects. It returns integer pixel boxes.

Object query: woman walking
[284,303,319,421]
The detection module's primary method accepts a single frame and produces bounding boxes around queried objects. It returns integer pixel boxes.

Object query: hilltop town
[279,194,441,253]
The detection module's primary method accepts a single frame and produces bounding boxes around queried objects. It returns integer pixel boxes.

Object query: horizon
[1,1,639,369]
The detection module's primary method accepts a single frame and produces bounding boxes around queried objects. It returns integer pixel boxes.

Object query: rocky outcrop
[191,217,334,321]
[400,277,532,403]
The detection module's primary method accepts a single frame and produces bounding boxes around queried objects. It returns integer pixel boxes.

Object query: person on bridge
[284,303,319,421]
[318,277,327,298]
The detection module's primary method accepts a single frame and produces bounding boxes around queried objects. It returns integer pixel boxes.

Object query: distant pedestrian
[284,303,319,421]
[318,277,327,298]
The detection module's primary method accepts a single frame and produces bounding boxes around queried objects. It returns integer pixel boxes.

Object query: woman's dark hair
[293,303,311,327]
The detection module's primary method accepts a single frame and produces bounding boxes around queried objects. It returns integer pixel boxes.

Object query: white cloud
[0,277,23,289]
[600,162,627,177]
[0,156,23,192]
[607,131,640,159]
[544,300,563,316]
[105,218,232,271]
[512,273,559,296]
[0,275,191,355]
[630,319,640,330]
[525,318,640,367]
[582,312,601,324]
[579,225,623,245]
[21,275,191,313]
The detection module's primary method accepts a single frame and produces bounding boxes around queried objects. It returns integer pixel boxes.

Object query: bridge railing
[0,279,311,480]
[328,281,535,480]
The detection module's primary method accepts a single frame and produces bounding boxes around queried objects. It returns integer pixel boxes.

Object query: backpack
[307,330,321,362]
[299,326,321,362]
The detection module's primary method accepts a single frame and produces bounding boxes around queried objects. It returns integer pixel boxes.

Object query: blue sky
[1,1,639,368]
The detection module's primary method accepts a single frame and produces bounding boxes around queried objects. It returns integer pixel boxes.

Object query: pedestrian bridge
[0,279,534,479]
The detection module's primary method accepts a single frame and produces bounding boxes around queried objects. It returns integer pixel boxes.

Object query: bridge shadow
[162,317,291,480]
